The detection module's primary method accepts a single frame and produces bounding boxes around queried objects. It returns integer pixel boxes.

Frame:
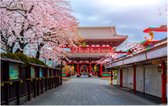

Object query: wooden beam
[120,69,123,88]
[161,60,167,104]
[133,65,136,94]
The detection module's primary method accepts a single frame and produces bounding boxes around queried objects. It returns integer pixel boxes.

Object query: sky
[70,0,167,44]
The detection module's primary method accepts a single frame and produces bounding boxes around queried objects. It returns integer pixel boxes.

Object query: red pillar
[100,64,102,77]
[161,60,167,104]
[89,63,92,74]
[111,71,113,85]
[133,65,136,94]
[66,63,69,76]
[77,63,80,75]
[120,69,123,88]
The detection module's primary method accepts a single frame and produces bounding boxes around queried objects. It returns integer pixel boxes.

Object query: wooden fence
[1,57,62,105]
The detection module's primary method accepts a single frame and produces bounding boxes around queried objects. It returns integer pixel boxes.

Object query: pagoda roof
[78,26,128,40]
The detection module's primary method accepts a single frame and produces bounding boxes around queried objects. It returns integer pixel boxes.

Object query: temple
[63,26,128,77]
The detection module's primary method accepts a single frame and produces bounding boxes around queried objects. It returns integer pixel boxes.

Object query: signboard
[48,60,53,67]
[39,68,43,78]
[152,59,161,65]
[9,63,19,80]
[31,67,36,78]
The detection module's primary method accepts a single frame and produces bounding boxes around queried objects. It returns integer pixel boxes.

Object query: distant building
[64,26,128,77]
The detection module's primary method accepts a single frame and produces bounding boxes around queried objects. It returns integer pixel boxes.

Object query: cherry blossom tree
[97,42,145,65]
[0,0,39,53]
[0,0,80,61]
[28,0,80,59]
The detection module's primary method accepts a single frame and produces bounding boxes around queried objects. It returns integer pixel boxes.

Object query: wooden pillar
[77,63,80,75]
[33,80,36,97]
[120,68,123,88]
[45,78,47,91]
[89,63,92,74]
[16,81,20,105]
[133,65,136,94]
[4,83,9,105]
[36,67,39,96]
[27,81,31,101]
[66,63,69,76]
[41,78,43,94]
[99,64,102,77]
[60,61,63,85]
[4,61,9,105]
[111,71,113,85]
[161,60,167,104]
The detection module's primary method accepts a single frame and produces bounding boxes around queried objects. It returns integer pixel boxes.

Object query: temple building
[63,26,128,77]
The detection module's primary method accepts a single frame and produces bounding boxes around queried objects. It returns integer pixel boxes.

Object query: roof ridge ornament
[111,26,116,36]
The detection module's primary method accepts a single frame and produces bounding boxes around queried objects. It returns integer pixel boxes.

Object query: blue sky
[70,0,167,43]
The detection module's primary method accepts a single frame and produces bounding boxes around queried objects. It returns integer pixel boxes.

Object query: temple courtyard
[24,78,155,105]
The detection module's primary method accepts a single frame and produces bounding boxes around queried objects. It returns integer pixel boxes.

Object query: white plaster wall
[127,67,133,89]
[136,65,144,92]
[123,68,129,88]
[145,65,162,97]
[117,70,120,85]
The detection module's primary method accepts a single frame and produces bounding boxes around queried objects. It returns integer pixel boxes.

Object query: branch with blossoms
[0,0,80,64]
[96,42,145,65]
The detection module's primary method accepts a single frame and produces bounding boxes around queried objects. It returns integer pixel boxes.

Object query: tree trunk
[36,50,40,59]
[36,43,44,59]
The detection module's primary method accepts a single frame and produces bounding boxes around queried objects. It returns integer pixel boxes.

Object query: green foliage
[1,52,46,66]
[113,75,117,80]
[15,52,29,64]
[29,57,46,66]
[1,52,20,60]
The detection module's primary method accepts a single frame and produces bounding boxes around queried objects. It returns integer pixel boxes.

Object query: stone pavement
[24,78,156,105]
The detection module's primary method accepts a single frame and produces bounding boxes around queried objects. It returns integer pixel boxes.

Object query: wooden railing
[1,58,62,105]
[71,46,114,53]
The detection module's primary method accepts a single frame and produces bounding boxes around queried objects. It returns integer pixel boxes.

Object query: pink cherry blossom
[0,0,80,62]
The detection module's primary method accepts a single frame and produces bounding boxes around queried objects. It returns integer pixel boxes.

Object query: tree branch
[28,5,34,13]
[0,6,27,12]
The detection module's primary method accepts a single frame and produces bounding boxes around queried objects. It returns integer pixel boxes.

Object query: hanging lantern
[94,65,97,71]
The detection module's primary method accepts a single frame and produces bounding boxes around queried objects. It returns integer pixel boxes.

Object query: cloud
[70,0,167,42]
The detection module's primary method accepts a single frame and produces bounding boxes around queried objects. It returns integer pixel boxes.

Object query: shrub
[1,52,20,60]
[29,57,46,66]
[1,52,46,66]
[15,52,30,64]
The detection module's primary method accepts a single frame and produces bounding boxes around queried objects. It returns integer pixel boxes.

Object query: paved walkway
[24,78,155,105]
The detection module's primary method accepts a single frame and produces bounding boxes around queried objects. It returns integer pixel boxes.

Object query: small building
[105,38,167,103]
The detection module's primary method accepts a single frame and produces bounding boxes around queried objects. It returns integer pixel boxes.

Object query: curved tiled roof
[78,26,127,40]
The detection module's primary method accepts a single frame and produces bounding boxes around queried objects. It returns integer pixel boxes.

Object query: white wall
[117,70,120,85]
[127,67,133,89]
[115,64,162,98]
[136,65,144,92]
[144,65,162,97]
[122,67,133,89]
[123,68,128,87]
